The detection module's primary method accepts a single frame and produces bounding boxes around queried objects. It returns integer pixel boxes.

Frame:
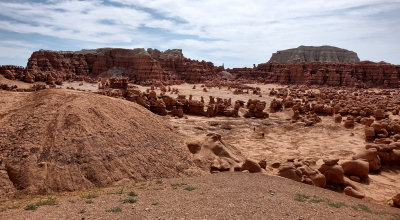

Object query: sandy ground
[0,76,99,91]
[1,173,399,220]
[1,79,399,212]
[140,83,400,206]
[136,83,285,104]
[0,75,42,89]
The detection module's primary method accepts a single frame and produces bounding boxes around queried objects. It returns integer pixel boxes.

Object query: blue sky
[0,0,399,67]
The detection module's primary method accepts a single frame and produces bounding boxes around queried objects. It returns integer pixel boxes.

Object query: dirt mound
[0,89,199,196]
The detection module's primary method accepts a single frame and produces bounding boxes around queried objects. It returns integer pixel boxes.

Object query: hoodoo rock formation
[268,45,360,63]
[0,48,223,85]
[1,47,399,88]
[231,61,400,88]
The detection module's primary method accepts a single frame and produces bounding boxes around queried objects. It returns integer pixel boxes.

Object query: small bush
[24,197,59,211]
[294,194,310,202]
[24,204,37,211]
[358,204,372,213]
[171,183,187,189]
[128,191,138,197]
[105,207,122,212]
[82,194,98,199]
[151,202,159,205]
[36,198,58,206]
[79,208,86,214]
[85,200,94,204]
[184,186,196,191]
[122,198,137,204]
[327,200,346,208]
[309,195,324,203]
[155,179,163,184]
[352,204,373,213]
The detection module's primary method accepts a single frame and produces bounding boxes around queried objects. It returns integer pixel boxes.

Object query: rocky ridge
[0,48,223,85]
[0,47,399,88]
[269,45,360,63]
[230,61,400,88]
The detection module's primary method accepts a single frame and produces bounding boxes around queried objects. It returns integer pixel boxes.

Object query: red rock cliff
[230,61,400,88]
[5,48,222,84]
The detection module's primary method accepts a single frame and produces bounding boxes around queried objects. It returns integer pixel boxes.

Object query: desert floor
[1,78,400,219]
[1,173,399,220]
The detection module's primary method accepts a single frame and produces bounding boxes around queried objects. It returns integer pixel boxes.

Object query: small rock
[271,162,281,168]
[393,193,400,207]
[323,158,339,166]
[349,176,361,182]
[287,158,295,162]
[344,186,365,199]
[258,160,267,169]
[334,115,342,123]
[364,127,375,141]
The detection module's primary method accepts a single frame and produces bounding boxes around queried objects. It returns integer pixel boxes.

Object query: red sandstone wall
[230,61,400,88]
[1,49,399,88]
[1,49,222,84]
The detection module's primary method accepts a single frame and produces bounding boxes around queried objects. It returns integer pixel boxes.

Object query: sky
[0,0,399,68]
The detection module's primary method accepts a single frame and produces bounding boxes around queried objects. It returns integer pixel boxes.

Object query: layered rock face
[6,48,222,84]
[269,45,360,63]
[231,61,400,88]
[1,47,399,88]
[0,65,25,80]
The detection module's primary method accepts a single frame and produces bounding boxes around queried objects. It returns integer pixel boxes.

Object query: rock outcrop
[269,45,360,63]
[2,47,400,88]
[2,48,222,85]
[185,133,246,173]
[231,61,400,88]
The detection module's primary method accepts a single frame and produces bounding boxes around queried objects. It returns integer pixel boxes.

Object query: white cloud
[0,0,399,67]
[0,46,33,58]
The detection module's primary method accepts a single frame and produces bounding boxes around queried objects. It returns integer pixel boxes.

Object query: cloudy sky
[0,0,399,67]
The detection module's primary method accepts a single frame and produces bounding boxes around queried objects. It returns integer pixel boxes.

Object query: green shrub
[105,207,122,212]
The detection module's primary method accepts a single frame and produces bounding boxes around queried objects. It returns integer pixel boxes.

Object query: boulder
[334,115,342,123]
[393,193,400,208]
[258,160,267,169]
[353,148,381,171]
[278,165,301,182]
[374,109,385,120]
[318,164,344,184]
[389,150,400,165]
[340,160,369,179]
[343,117,355,128]
[241,159,263,173]
[186,133,245,173]
[323,158,339,166]
[296,165,326,188]
[364,127,375,141]
[360,117,374,126]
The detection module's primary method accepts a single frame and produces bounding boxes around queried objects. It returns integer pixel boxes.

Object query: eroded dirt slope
[0,89,199,196]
